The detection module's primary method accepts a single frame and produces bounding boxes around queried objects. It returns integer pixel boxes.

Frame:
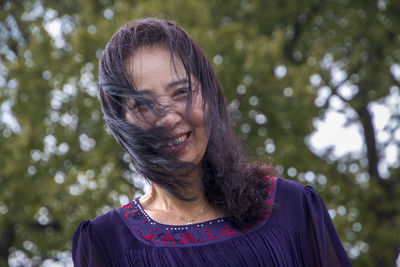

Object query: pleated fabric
[72,178,352,267]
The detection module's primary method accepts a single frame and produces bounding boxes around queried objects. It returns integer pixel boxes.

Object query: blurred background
[1,0,400,266]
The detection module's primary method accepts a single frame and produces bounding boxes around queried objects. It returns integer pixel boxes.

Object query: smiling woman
[124,47,209,165]
[72,18,352,266]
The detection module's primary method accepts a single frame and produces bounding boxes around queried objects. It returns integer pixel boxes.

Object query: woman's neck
[139,174,225,225]
[141,182,207,214]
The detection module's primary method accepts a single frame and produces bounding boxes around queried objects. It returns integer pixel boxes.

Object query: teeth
[167,134,187,146]
[175,135,187,144]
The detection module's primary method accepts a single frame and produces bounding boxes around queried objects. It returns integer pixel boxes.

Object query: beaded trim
[117,176,277,247]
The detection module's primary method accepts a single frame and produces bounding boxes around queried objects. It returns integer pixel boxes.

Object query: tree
[0,0,399,266]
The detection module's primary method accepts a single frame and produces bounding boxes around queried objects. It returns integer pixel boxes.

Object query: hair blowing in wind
[98,18,278,227]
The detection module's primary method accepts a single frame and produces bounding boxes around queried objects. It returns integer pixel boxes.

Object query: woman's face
[125,47,209,165]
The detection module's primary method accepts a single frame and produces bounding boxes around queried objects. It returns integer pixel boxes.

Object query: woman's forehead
[128,47,185,76]
[126,47,196,94]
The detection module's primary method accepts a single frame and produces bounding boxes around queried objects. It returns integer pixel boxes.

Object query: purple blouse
[72,177,352,266]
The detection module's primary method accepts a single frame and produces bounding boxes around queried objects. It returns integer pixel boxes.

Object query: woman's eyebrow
[166,78,189,89]
[135,78,190,96]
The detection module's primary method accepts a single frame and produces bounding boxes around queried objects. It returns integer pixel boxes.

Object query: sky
[308,85,400,178]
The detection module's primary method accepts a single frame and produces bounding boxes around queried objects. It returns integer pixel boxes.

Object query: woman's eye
[135,103,149,113]
[128,102,148,113]
[174,87,189,97]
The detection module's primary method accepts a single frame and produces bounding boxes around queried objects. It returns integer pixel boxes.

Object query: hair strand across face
[98,17,278,226]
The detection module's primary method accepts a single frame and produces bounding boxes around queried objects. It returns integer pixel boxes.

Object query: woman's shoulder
[75,200,143,231]
[271,177,309,213]
[75,201,149,243]
[275,177,317,201]
[72,203,147,265]
[276,176,305,191]
[72,212,119,266]
[270,177,326,230]
[79,209,121,233]
[73,209,123,249]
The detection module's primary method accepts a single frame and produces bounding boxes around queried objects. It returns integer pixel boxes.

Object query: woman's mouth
[165,132,191,152]
[167,132,189,146]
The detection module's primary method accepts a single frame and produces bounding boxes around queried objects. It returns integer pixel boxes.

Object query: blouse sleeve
[72,220,109,267]
[304,186,352,267]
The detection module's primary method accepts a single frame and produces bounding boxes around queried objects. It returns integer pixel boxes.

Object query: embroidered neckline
[134,197,230,228]
[117,176,277,247]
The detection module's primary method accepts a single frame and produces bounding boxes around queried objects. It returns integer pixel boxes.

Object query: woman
[73,18,351,266]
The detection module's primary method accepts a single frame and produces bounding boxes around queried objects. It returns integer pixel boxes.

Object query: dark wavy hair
[98,17,278,227]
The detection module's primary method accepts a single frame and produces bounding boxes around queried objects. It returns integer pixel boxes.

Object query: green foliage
[1,0,399,266]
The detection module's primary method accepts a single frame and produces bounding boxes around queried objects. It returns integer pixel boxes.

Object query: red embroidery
[120,177,276,246]
[204,228,217,240]
[178,232,198,244]
[121,202,134,209]
[157,232,176,245]
[220,225,238,237]
[267,176,276,196]
[125,211,133,219]
[124,209,138,218]
[141,229,158,241]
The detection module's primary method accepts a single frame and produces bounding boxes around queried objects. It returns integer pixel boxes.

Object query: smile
[167,132,191,147]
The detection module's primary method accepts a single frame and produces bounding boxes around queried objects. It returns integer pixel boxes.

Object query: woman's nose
[155,108,182,128]
[154,96,184,128]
